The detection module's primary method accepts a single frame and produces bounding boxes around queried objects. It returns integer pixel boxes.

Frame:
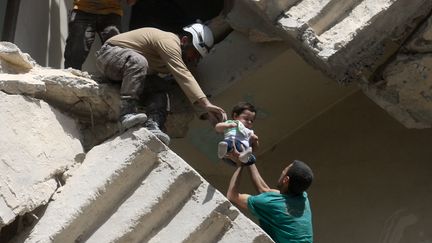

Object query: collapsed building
[1,0,432,242]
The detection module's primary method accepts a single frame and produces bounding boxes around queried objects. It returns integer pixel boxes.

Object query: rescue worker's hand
[196,97,227,125]
[205,104,227,125]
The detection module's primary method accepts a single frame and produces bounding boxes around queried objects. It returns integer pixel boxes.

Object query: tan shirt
[73,0,123,16]
[108,28,206,103]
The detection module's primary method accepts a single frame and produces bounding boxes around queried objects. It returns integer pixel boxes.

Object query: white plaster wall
[14,0,70,68]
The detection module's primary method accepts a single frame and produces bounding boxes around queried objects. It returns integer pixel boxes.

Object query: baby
[215,102,259,166]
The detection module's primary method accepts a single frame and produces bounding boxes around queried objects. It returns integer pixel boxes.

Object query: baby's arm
[215,121,237,133]
[250,133,259,151]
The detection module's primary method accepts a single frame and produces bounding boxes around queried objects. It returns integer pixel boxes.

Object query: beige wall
[257,91,432,243]
[172,50,432,243]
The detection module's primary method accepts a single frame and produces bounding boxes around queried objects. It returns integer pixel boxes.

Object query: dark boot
[142,93,170,145]
[143,119,170,145]
[119,98,147,131]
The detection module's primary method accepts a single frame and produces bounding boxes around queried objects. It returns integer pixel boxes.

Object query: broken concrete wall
[364,13,432,128]
[0,91,84,231]
[0,43,84,234]
[0,42,196,148]
[218,0,432,129]
[275,0,432,83]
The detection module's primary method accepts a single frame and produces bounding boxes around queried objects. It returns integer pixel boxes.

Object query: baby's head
[231,102,256,129]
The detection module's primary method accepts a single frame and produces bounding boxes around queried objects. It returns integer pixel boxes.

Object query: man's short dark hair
[286,160,313,195]
[231,102,256,119]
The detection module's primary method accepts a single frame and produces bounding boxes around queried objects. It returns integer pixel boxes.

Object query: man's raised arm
[248,164,279,193]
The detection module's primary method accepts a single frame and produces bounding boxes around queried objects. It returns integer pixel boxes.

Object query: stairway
[18,128,273,243]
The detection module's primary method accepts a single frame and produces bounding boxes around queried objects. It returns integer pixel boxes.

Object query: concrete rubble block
[0,73,46,95]
[226,0,286,42]
[219,212,274,243]
[22,128,273,242]
[315,0,399,58]
[0,198,16,229]
[363,53,432,128]
[0,42,36,74]
[145,183,235,243]
[0,43,203,146]
[22,128,166,243]
[404,15,432,53]
[276,0,432,83]
[35,69,120,121]
[278,0,332,37]
[0,92,83,227]
[87,152,203,243]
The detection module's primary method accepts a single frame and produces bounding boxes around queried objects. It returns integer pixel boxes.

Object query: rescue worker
[95,23,227,145]
[64,0,136,70]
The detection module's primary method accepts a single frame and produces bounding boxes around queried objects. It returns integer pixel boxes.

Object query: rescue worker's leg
[64,10,97,70]
[142,92,170,145]
[95,44,148,130]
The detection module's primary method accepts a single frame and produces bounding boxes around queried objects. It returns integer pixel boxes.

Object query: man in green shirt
[227,159,314,243]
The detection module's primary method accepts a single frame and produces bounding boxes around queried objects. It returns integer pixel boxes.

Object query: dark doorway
[129,0,224,33]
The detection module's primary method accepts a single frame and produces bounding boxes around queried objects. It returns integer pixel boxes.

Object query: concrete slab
[24,128,164,243]
[0,91,83,225]
[22,127,273,243]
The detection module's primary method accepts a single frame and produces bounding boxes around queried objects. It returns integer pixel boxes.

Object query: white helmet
[183,23,214,57]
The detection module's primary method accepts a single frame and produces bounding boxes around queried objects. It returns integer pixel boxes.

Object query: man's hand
[205,104,227,125]
[224,139,242,166]
[196,97,227,125]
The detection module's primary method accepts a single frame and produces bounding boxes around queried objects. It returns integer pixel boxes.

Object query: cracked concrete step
[276,0,432,82]
[17,127,273,243]
[308,0,363,36]
[23,128,165,243]
[148,182,272,243]
[278,0,332,37]
[86,154,203,243]
[316,0,396,58]
[219,213,274,243]
[147,184,237,243]
[88,153,268,243]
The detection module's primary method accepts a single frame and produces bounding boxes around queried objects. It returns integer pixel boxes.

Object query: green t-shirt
[247,191,313,243]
